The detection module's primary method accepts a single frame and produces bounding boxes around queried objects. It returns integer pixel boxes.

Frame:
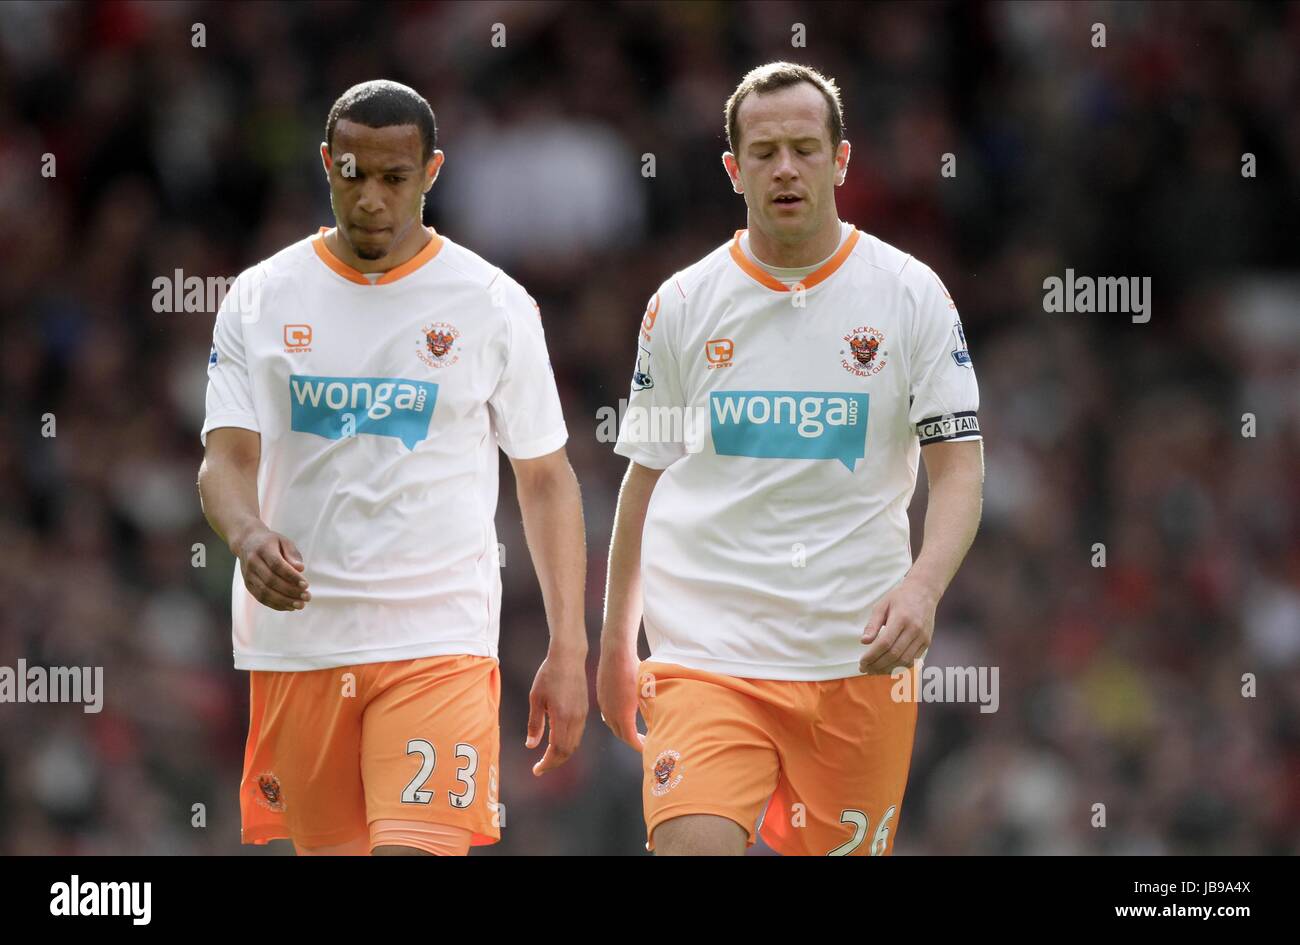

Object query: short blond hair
[724,61,844,154]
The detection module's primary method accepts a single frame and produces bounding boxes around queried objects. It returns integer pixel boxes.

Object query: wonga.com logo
[710,390,868,471]
[290,375,438,450]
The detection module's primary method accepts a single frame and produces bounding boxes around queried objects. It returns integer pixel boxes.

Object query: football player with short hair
[199,80,588,856]
[598,62,984,856]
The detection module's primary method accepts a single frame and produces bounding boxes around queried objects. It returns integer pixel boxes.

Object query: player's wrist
[902,570,945,606]
[545,634,589,664]
[226,517,267,559]
[597,624,640,660]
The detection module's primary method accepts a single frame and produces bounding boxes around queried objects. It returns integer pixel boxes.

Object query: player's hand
[232,525,310,612]
[596,645,645,752]
[526,650,588,776]
[859,578,937,674]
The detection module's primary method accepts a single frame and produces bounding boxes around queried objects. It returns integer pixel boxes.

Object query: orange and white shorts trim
[638,660,919,856]
[240,654,501,852]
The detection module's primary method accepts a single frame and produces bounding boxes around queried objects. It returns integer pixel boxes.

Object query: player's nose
[772,147,799,180]
[356,178,387,213]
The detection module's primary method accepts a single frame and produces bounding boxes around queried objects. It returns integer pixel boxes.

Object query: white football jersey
[203,227,568,671]
[614,224,980,680]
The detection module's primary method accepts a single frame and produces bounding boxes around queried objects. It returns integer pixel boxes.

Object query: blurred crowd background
[1,0,1297,855]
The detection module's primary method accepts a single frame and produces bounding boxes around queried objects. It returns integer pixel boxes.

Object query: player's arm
[197,427,310,612]
[598,286,685,749]
[862,260,983,674]
[597,459,664,751]
[908,439,984,599]
[487,279,587,775]
[859,439,983,673]
[510,446,590,776]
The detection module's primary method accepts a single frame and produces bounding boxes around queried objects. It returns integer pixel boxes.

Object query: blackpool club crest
[255,772,286,812]
[418,322,461,368]
[841,325,887,378]
[651,749,683,797]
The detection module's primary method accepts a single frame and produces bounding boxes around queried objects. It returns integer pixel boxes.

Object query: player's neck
[745,216,843,269]
[325,223,433,275]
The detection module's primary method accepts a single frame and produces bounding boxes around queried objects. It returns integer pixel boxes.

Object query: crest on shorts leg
[255,772,286,812]
[651,749,683,797]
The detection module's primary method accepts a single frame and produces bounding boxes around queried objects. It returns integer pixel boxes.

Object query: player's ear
[722,152,743,194]
[424,150,445,192]
[834,140,851,186]
[320,142,332,177]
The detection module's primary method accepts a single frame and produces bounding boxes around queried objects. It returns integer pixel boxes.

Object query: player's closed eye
[752,148,813,159]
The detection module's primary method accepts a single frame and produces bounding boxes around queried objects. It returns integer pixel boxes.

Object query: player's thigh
[242,666,368,849]
[652,813,749,856]
[639,661,780,854]
[360,655,502,850]
[370,820,474,856]
[763,671,919,856]
[295,835,371,856]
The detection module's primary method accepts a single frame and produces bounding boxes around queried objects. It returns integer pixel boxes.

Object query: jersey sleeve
[905,260,981,445]
[487,278,569,459]
[613,284,689,469]
[201,267,262,447]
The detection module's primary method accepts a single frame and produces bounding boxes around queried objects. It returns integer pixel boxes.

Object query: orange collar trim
[311,226,444,285]
[729,227,860,292]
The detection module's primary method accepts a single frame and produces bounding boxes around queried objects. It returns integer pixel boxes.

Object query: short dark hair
[725,62,844,154]
[325,80,437,163]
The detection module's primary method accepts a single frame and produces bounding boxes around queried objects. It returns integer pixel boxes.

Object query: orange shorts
[638,660,918,856]
[240,654,501,851]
